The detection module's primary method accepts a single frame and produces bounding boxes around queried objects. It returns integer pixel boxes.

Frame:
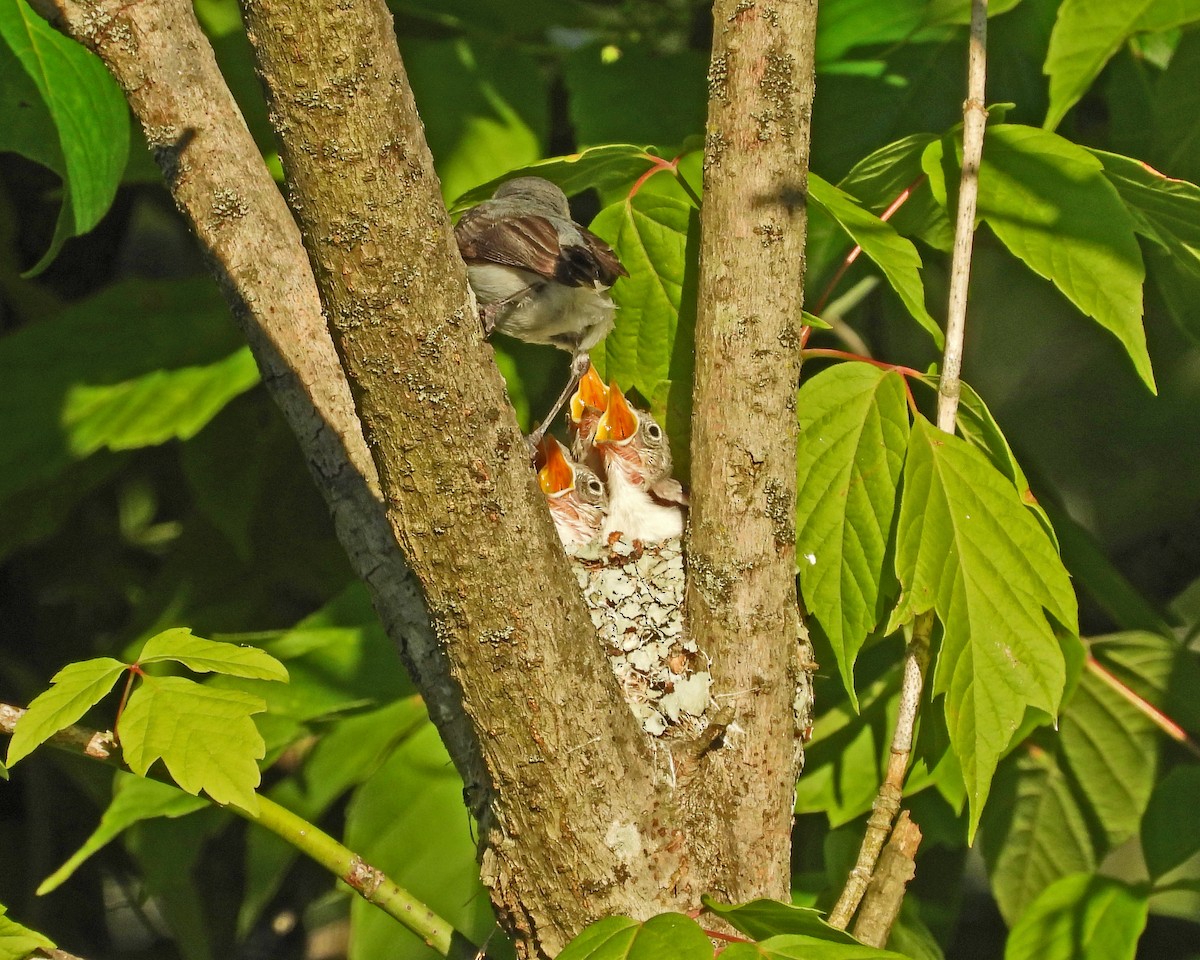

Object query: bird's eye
[645,422,662,442]
[587,478,604,495]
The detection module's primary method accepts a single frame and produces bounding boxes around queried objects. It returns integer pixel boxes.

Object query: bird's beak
[569,363,609,424]
[537,437,576,495]
[594,381,638,445]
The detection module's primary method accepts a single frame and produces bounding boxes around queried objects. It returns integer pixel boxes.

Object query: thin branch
[830,0,989,929]
[0,702,477,959]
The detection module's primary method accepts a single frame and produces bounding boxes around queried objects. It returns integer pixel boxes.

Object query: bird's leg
[525,351,592,456]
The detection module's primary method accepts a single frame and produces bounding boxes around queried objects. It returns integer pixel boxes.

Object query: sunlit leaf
[0,903,55,960]
[808,174,942,346]
[5,657,125,767]
[721,935,910,960]
[796,363,908,701]
[448,144,661,214]
[1043,0,1200,132]
[589,190,697,471]
[925,125,1152,391]
[0,279,255,502]
[120,675,266,812]
[889,417,1077,837]
[138,628,288,682]
[702,896,858,944]
[557,914,714,960]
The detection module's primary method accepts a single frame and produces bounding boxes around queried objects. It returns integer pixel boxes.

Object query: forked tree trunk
[31,0,819,955]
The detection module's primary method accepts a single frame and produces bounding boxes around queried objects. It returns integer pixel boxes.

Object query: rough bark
[23,0,487,809]
[685,0,819,900]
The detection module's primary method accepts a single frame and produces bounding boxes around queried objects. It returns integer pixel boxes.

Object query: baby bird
[568,362,610,472]
[455,177,627,448]
[536,436,609,548]
[592,384,687,544]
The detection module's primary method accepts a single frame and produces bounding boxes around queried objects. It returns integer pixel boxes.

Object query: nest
[566,536,715,739]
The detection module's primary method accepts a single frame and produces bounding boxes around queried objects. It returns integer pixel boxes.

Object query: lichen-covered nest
[566,536,715,739]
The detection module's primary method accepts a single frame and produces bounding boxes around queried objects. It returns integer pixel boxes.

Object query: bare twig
[830,0,989,929]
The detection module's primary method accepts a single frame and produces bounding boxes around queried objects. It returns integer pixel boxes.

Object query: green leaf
[924,377,1057,545]
[808,174,942,346]
[38,773,208,895]
[1004,874,1148,960]
[564,44,707,150]
[447,144,662,214]
[890,417,1077,837]
[0,0,129,273]
[926,125,1152,391]
[557,914,714,960]
[1058,656,1160,848]
[796,363,909,702]
[0,903,55,960]
[836,133,952,253]
[0,279,256,502]
[404,37,546,203]
[980,748,1099,924]
[346,722,498,960]
[1043,0,1200,132]
[137,628,288,682]
[5,657,125,766]
[588,190,698,473]
[119,675,266,812]
[720,935,910,959]
[701,897,858,944]
[1091,148,1200,343]
[1142,764,1200,891]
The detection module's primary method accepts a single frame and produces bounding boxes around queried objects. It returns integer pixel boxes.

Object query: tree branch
[685,0,819,900]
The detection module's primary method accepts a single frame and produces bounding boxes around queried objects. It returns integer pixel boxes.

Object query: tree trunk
[685,0,819,900]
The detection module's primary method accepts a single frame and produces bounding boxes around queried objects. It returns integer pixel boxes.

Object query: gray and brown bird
[455,177,628,449]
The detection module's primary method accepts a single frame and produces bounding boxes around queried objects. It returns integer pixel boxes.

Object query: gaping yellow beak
[536,437,576,495]
[569,363,610,425]
[593,381,638,445]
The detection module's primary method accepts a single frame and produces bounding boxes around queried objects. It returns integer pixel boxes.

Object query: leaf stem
[1086,657,1200,760]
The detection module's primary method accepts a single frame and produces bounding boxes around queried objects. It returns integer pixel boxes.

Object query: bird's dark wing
[454,212,563,280]
[557,227,628,288]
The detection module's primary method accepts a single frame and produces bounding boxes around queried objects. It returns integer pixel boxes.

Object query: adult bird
[536,437,609,548]
[455,177,628,449]
[592,384,687,544]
